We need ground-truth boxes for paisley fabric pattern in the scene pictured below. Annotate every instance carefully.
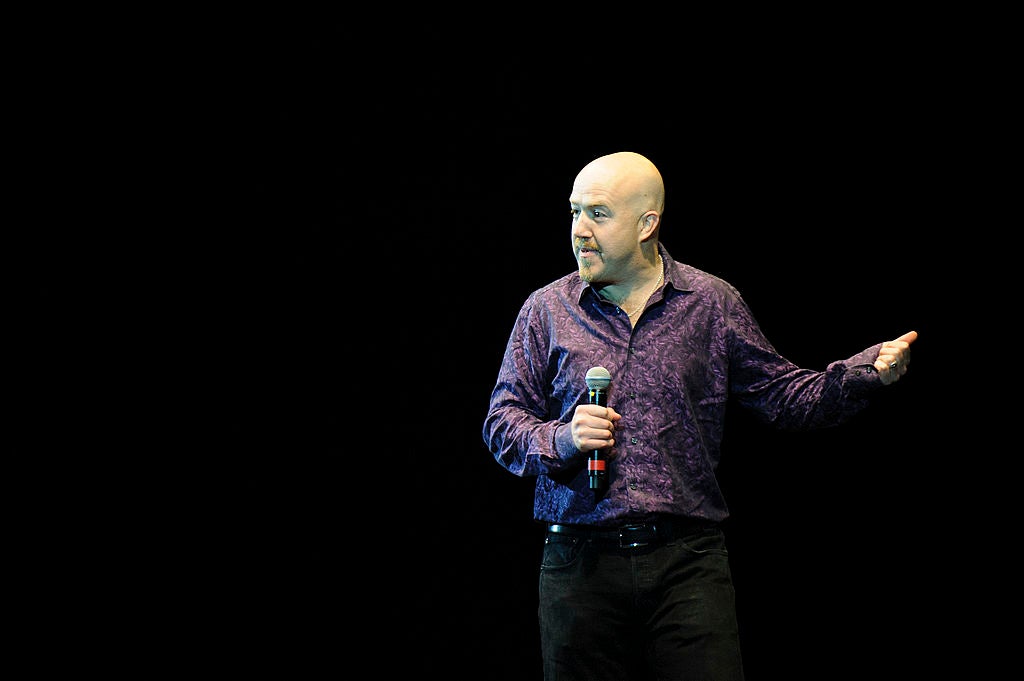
[482,245,884,527]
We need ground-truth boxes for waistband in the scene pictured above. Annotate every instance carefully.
[545,516,715,549]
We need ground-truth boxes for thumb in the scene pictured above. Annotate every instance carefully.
[894,330,918,345]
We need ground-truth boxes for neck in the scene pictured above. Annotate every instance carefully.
[603,254,664,318]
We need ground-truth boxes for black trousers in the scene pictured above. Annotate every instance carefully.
[539,525,744,681]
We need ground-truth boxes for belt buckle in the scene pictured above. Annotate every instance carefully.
[618,524,649,549]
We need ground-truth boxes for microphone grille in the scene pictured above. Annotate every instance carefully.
[585,366,612,389]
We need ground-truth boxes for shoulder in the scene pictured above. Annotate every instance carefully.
[663,253,742,301]
[525,271,584,307]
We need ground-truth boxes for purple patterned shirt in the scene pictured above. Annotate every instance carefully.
[482,245,885,527]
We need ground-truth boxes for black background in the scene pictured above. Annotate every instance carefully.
[197,26,983,679]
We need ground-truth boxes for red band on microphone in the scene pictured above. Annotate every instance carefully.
[588,459,606,471]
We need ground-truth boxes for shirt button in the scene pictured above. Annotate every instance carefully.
[631,437,638,444]
[629,481,638,490]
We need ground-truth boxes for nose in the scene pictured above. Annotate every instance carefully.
[572,215,593,239]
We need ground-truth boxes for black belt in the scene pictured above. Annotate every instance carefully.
[546,516,713,549]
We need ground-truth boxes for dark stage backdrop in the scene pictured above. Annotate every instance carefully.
[202,31,970,680]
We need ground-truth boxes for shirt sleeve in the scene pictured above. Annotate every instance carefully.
[727,292,885,430]
[482,294,584,478]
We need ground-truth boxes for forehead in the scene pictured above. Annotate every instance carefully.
[569,177,621,208]
[569,189,613,210]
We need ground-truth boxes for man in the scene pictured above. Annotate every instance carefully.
[482,151,916,680]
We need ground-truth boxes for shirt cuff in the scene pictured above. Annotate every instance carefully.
[540,422,582,472]
[840,343,885,393]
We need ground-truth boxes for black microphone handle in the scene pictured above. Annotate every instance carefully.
[588,386,608,489]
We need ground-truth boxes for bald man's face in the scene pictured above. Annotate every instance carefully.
[570,169,647,285]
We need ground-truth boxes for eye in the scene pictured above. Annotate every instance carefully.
[570,208,580,220]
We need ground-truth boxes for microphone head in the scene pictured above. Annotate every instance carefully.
[585,366,612,390]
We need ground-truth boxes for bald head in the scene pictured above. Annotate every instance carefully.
[570,152,667,288]
[573,152,665,218]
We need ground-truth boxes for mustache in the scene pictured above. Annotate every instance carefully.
[574,238,599,253]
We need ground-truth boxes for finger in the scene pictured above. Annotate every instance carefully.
[894,330,918,345]
[874,353,905,374]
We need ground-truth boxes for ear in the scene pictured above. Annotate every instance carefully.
[639,211,660,241]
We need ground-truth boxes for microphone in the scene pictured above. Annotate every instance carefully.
[585,366,612,490]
